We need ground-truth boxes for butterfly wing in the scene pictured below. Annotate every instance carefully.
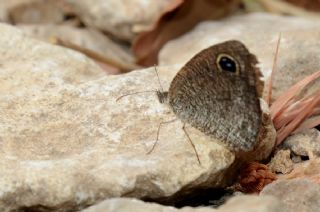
[168,40,263,151]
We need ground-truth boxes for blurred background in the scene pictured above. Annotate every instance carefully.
[1,0,319,74]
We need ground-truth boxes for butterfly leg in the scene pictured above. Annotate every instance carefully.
[153,64,169,104]
[147,119,177,155]
[182,124,201,165]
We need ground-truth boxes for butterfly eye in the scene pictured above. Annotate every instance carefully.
[216,54,239,74]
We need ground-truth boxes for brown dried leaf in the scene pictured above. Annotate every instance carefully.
[133,0,241,66]
[236,162,277,194]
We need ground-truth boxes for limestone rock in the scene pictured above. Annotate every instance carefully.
[269,150,294,174]
[82,195,286,212]
[0,23,105,85]
[218,195,286,212]
[0,54,233,210]
[64,0,176,41]
[261,179,320,212]
[282,129,320,158]
[159,13,320,100]
[0,22,267,211]
[81,198,216,212]
[18,24,136,74]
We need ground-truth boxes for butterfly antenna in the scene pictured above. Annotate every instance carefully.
[154,65,164,92]
[116,90,156,102]
[267,32,282,105]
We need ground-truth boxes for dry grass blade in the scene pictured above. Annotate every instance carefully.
[273,96,314,129]
[275,94,320,145]
[271,70,320,146]
[266,33,281,105]
[270,70,320,120]
[293,113,320,134]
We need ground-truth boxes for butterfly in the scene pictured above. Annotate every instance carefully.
[157,40,264,152]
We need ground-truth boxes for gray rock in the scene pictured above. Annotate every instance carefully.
[159,13,320,100]
[269,150,294,174]
[261,179,320,212]
[82,195,286,212]
[282,129,320,158]
[82,198,215,212]
[218,195,286,212]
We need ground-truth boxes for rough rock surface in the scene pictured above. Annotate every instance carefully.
[64,0,176,41]
[0,23,104,85]
[0,23,275,210]
[278,158,320,183]
[261,179,320,212]
[282,129,320,158]
[159,13,320,100]
[218,195,286,212]
[82,198,216,212]
[269,150,294,174]
[82,195,286,212]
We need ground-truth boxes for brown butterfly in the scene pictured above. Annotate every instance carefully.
[157,40,264,152]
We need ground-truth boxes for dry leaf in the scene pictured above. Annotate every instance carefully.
[133,0,241,66]
[236,162,277,193]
